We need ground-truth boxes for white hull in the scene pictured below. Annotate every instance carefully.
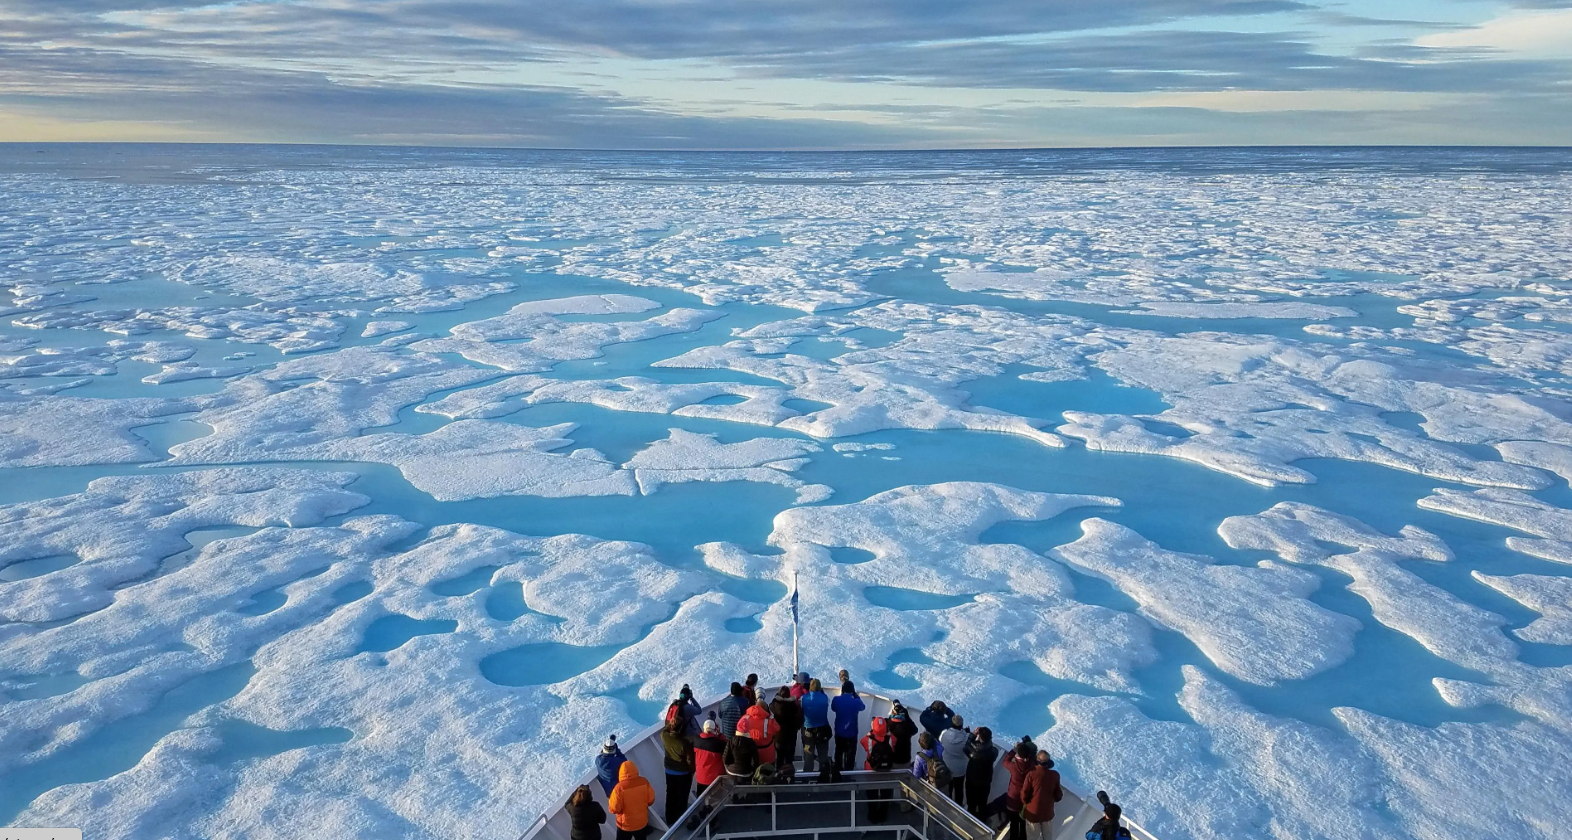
[522,686,1157,840]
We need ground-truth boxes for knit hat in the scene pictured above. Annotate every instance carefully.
[602,735,618,753]
[702,719,718,734]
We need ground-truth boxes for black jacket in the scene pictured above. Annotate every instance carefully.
[887,711,919,763]
[569,800,606,840]
[723,735,759,776]
[770,696,803,732]
[964,738,999,782]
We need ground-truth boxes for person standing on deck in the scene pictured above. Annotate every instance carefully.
[743,699,778,766]
[568,786,607,840]
[912,732,944,781]
[717,682,749,743]
[790,672,810,701]
[998,738,1037,840]
[693,720,726,796]
[938,716,970,804]
[887,701,919,767]
[607,761,656,840]
[1087,791,1133,840]
[860,717,896,823]
[963,726,1000,822]
[596,735,627,796]
[769,685,803,768]
[723,725,760,782]
[660,717,696,824]
[920,701,953,739]
[800,678,832,774]
[665,684,702,741]
[830,680,866,771]
[742,673,760,705]
[1021,750,1063,840]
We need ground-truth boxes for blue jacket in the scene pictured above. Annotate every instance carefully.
[912,743,944,779]
[831,692,866,739]
[919,705,951,737]
[717,695,750,739]
[801,690,831,729]
[594,748,625,795]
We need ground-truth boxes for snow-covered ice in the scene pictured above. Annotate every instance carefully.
[4,145,1572,840]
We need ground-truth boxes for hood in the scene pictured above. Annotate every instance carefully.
[743,705,767,721]
[871,717,888,738]
[618,761,642,782]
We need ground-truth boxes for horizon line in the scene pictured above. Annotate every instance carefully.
[3,140,1571,154]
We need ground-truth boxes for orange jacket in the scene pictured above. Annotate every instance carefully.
[608,761,655,831]
[743,704,779,764]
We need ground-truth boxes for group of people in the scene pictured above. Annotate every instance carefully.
[568,673,1133,840]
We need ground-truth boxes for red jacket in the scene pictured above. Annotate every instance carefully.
[1021,765,1063,823]
[1001,751,1036,811]
[694,732,727,786]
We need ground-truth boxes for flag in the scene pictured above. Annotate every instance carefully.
[790,574,799,624]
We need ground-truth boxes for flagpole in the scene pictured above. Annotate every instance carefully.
[791,571,800,680]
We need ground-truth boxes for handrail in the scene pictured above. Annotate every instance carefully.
[661,770,996,840]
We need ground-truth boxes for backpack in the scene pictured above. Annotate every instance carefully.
[665,701,687,729]
[926,754,953,788]
[867,737,895,771]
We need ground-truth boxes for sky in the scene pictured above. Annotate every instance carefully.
[1,0,1570,148]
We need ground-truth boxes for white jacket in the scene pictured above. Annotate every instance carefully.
[938,727,970,776]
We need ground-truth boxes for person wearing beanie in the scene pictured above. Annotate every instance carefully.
[800,678,832,774]
[790,671,810,701]
[769,685,803,768]
[963,726,1000,821]
[693,719,726,795]
[1022,750,1063,840]
[829,680,866,771]
[742,673,759,705]
[938,716,970,804]
[595,734,627,796]
[717,682,750,745]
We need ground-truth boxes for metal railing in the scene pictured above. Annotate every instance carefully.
[661,771,997,840]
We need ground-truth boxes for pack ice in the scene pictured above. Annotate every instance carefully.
[3,147,1572,840]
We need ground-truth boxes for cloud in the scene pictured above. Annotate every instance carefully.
[0,44,935,148]
[0,0,1569,146]
[1416,8,1572,58]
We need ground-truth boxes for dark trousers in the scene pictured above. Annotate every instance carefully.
[776,727,800,767]
[834,736,857,770]
[988,797,1022,837]
[616,828,651,840]
[947,775,966,804]
[965,779,991,819]
[866,786,891,823]
[664,772,692,824]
